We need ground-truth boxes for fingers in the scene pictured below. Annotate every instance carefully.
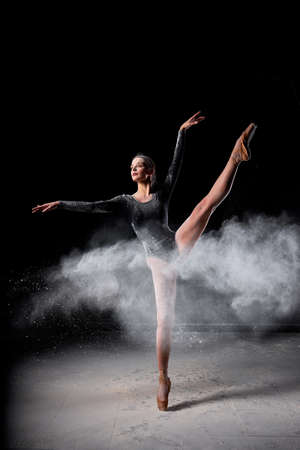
[32,203,52,213]
[186,116,206,128]
[189,111,202,120]
[192,115,205,123]
[32,205,42,213]
[180,111,206,130]
[42,204,56,213]
[188,112,206,125]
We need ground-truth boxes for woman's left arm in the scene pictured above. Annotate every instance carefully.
[163,112,205,198]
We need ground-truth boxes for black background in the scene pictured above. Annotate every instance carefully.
[8,64,300,281]
[8,62,300,269]
[2,13,300,446]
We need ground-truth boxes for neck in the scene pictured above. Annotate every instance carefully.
[136,181,151,197]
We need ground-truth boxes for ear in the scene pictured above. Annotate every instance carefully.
[146,168,154,180]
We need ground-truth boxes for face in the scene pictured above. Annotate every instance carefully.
[130,157,152,183]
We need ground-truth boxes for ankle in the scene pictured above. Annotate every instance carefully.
[159,369,168,378]
[230,154,241,166]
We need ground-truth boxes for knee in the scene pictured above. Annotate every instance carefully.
[198,195,214,211]
[193,196,215,218]
[157,313,175,330]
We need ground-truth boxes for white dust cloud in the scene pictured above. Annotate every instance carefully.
[27,212,300,335]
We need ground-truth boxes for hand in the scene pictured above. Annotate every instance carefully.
[32,201,60,213]
[180,111,206,131]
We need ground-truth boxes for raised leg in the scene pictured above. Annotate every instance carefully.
[175,123,256,253]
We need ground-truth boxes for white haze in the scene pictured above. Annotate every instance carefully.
[28,212,300,336]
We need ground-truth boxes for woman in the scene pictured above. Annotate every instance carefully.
[32,112,257,411]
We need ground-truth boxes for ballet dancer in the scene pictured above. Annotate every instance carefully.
[32,112,256,410]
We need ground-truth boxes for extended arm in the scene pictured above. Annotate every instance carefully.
[32,195,126,214]
[162,111,205,198]
[162,128,186,198]
[58,196,124,213]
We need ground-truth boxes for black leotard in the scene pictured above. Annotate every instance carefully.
[58,129,186,262]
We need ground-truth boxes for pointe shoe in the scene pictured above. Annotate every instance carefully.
[157,374,171,411]
[232,123,257,163]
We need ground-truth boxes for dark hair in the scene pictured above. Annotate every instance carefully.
[132,153,157,192]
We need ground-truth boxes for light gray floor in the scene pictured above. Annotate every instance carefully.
[7,331,300,449]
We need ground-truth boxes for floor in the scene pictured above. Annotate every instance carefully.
[6,330,300,449]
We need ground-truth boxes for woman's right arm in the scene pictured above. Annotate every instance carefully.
[32,195,126,214]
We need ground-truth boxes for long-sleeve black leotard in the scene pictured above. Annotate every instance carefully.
[58,129,186,261]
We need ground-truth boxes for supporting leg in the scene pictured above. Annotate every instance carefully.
[146,256,176,409]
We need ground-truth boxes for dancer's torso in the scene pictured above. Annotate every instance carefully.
[123,191,177,260]
[58,129,185,262]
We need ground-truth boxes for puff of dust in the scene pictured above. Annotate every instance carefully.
[179,212,300,325]
[28,212,300,336]
[28,239,157,337]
